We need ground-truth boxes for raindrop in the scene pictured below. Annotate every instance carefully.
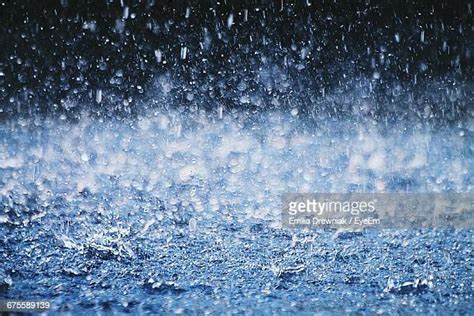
[227,13,234,29]
[96,89,102,103]
[180,47,188,60]
[123,6,129,19]
[154,49,162,63]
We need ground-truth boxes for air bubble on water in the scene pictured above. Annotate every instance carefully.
[81,153,89,162]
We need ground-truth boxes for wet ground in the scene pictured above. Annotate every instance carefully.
[1,200,472,314]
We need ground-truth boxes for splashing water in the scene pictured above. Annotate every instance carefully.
[0,104,472,313]
[1,109,471,223]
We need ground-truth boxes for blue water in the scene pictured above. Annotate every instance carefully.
[0,110,472,314]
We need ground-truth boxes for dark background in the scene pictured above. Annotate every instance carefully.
[0,0,472,120]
